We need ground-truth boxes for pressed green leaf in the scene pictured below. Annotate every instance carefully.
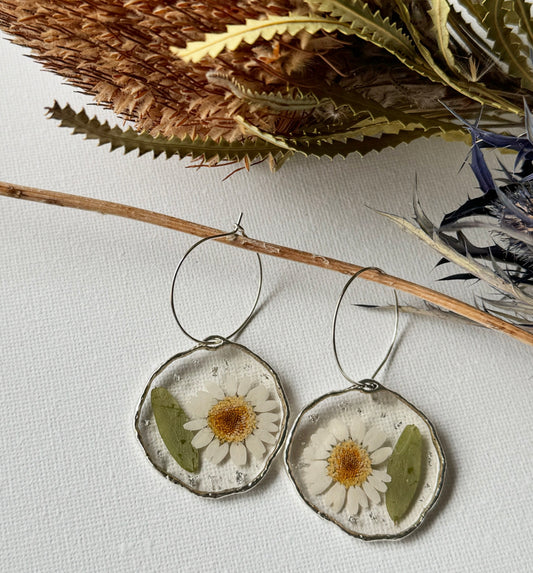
[46,101,288,164]
[171,14,360,63]
[386,424,422,523]
[482,0,533,90]
[428,0,456,71]
[151,387,199,473]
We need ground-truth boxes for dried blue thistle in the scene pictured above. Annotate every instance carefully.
[378,103,533,326]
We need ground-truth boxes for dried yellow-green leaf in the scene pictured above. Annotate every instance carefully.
[206,72,320,111]
[171,14,359,63]
[393,0,522,114]
[151,387,199,473]
[47,102,287,165]
[236,116,297,150]
[313,85,469,140]
[386,424,422,523]
[482,0,533,90]
[306,0,425,73]
[511,0,533,47]
[457,0,489,22]
[428,0,456,72]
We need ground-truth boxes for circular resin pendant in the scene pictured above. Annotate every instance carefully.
[136,338,289,497]
[285,383,445,540]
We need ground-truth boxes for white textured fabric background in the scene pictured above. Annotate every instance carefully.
[1,34,532,573]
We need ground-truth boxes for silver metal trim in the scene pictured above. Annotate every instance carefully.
[332,267,399,390]
[170,216,263,344]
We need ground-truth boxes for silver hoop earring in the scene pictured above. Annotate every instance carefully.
[136,217,289,497]
[285,268,445,540]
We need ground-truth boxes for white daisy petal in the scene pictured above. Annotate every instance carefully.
[195,390,214,403]
[183,419,208,431]
[210,441,229,464]
[303,444,330,462]
[225,378,239,396]
[371,469,392,483]
[245,434,266,458]
[257,420,278,433]
[253,428,276,444]
[257,412,279,423]
[245,384,269,405]
[367,474,388,493]
[352,485,368,509]
[370,447,393,465]
[307,474,332,496]
[362,481,381,505]
[230,442,247,466]
[324,482,346,513]
[349,418,365,444]
[189,392,216,417]
[311,428,336,448]
[346,486,361,515]
[312,446,332,460]
[237,379,253,396]
[204,381,225,400]
[254,400,278,412]
[363,427,387,452]
[205,438,222,460]
[191,427,214,449]
[329,419,349,442]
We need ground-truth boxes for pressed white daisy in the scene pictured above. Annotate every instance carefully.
[303,417,392,514]
[183,379,279,466]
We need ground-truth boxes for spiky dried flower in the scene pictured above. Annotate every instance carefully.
[1,1,533,166]
[380,103,533,327]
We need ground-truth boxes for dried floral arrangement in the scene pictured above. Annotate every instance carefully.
[1,1,533,337]
[1,0,533,168]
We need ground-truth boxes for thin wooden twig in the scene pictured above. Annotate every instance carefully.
[1,179,533,346]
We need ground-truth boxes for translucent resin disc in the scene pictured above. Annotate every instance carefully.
[285,385,445,540]
[136,339,289,497]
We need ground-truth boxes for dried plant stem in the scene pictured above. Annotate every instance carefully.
[1,179,532,346]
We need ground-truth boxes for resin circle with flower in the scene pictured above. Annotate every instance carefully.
[303,418,393,515]
[136,339,289,497]
[285,385,445,540]
[184,377,280,467]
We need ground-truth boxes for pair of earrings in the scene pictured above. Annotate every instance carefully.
[135,220,445,541]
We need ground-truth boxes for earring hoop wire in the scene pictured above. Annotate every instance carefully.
[332,267,399,391]
[170,215,263,344]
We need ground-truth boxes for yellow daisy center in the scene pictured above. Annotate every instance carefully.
[207,395,256,443]
[327,440,372,488]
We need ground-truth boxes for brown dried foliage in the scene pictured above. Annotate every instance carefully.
[0,0,481,143]
[0,0,321,140]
